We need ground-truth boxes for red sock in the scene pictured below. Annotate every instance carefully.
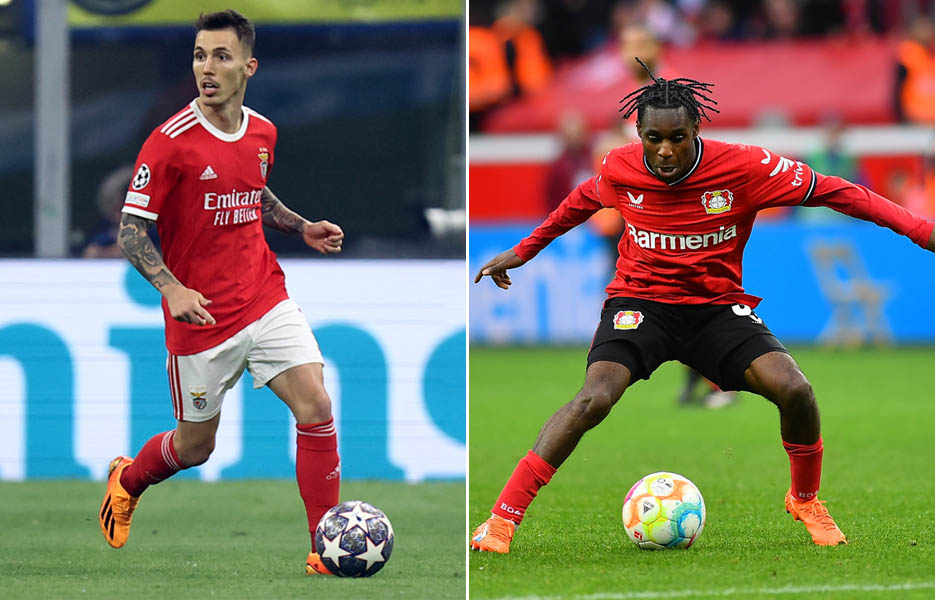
[296,418,340,552]
[490,450,557,525]
[119,431,184,497]
[783,436,823,500]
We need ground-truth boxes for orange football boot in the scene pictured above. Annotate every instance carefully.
[306,551,335,575]
[785,488,847,546]
[99,456,140,548]
[470,514,516,553]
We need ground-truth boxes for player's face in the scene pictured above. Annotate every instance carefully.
[193,29,257,108]
[636,106,699,184]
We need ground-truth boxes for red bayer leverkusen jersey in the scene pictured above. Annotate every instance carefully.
[515,137,933,307]
[122,100,288,355]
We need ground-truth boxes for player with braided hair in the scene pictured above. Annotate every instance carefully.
[618,57,719,125]
[470,58,935,553]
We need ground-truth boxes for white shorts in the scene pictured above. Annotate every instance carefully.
[166,299,323,422]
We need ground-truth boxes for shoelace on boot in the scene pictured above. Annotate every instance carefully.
[797,499,837,530]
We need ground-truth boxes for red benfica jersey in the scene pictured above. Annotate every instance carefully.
[515,138,933,306]
[122,100,288,354]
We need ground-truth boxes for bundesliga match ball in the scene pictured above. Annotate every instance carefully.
[315,500,395,577]
[622,472,705,550]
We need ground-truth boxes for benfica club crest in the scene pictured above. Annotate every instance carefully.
[258,147,269,179]
[701,189,733,215]
[613,310,644,330]
[189,386,208,410]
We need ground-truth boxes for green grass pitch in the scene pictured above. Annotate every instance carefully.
[469,346,935,600]
[0,480,464,599]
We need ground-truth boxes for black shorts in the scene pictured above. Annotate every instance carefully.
[586,297,788,392]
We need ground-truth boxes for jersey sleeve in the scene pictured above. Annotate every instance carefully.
[805,172,934,248]
[744,145,817,210]
[513,175,603,261]
[265,123,277,182]
[122,131,180,221]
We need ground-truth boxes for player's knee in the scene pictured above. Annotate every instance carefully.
[571,387,617,428]
[775,376,815,414]
[176,436,215,467]
[293,384,332,424]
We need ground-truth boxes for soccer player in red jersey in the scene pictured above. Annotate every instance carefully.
[97,10,344,575]
[470,60,935,551]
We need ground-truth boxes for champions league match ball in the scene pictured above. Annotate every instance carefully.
[622,472,705,549]
[315,500,395,577]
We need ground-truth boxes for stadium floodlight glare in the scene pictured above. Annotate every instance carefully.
[0,0,12,7]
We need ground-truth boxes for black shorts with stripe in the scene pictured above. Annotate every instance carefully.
[586,297,788,392]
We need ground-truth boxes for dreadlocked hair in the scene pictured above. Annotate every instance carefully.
[619,57,720,124]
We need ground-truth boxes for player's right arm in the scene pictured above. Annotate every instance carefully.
[473,248,525,289]
[120,123,216,326]
[117,214,216,326]
[475,174,605,288]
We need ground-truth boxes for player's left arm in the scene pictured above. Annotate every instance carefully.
[749,147,935,252]
[806,173,935,252]
[260,186,343,254]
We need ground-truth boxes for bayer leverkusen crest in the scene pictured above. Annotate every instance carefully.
[701,189,733,215]
[613,310,644,330]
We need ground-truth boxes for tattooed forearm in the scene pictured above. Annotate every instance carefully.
[117,213,182,293]
[261,187,307,236]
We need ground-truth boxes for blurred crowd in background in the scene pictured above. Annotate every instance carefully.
[468,0,935,369]
[470,0,935,127]
[0,3,464,259]
[472,0,934,55]
[469,0,935,224]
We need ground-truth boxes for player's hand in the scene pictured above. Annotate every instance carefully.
[474,248,526,289]
[303,220,344,254]
[164,286,216,326]
[927,228,935,252]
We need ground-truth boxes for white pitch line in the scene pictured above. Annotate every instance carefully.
[479,581,935,600]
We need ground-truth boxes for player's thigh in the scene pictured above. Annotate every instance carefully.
[586,297,679,385]
[168,329,250,423]
[267,363,331,422]
[246,299,327,405]
[680,303,789,392]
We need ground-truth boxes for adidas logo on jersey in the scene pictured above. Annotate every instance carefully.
[199,165,218,180]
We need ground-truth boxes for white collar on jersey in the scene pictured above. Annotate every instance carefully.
[189,99,249,142]
[642,137,704,186]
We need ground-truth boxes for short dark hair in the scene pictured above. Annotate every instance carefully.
[195,10,255,55]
